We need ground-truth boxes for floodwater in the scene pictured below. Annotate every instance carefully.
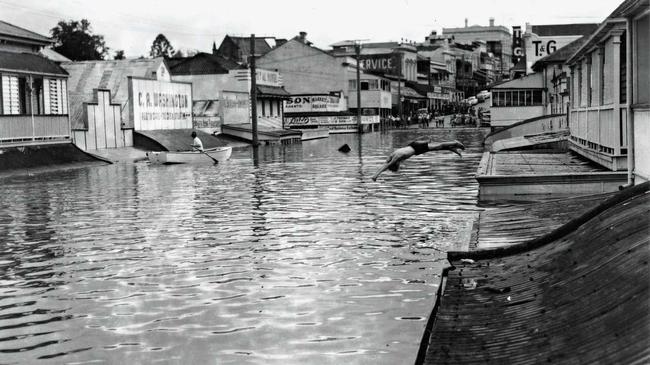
[0,128,487,365]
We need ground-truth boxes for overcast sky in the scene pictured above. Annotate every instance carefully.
[2,0,618,58]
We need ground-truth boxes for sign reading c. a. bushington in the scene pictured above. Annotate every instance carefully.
[130,78,192,130]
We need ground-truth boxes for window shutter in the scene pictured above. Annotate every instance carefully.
[2,75,20,114]
[61,80,67,114]
[44,77,51,113]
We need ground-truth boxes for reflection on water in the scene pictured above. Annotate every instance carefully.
[0,129,487,364]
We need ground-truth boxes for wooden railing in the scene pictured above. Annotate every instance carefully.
[0,115,70,144]
[569,106,626,155]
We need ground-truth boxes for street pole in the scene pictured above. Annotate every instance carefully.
[397,52,402,122]
[355,43,362,133]
[250,34,259,146]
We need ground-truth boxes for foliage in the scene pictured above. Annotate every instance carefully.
[150,34,175,58]
[114,50,125,60]
[51,19,108,61]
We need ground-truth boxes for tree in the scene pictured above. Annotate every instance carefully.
[114,50,125,60]
[150,34,174,58]
[51,19,108,61]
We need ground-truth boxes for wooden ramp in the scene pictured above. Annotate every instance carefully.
[418,182,650,365]
[221,123,302,144]
[477,151,628,200]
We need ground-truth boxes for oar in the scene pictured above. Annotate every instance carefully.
[191,146,219,165]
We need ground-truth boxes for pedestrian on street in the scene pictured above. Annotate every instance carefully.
[371,138,465,181]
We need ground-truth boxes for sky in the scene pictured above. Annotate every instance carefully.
[1,0,619,59]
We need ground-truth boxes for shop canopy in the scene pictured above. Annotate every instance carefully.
[399,86,427,99]
[256,85,291,99]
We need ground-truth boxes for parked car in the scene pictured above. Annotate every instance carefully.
[477,90,491,101]
[466,96,478,105]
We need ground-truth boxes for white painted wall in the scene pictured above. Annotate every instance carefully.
[491,106,545,128]
[634,110,650,183]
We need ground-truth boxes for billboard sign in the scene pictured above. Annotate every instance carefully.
[220,91,250,125]
[285,115,379,128]
[358,53,401,75]
[512,26,523,66]
[283,95,343,113]
[130,77,192,130]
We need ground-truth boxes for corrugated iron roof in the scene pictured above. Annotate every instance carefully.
[421,182,650,365]
[0,20,52,44]
[61,58,165,129]
[0,50,68,75]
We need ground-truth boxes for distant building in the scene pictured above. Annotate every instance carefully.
[442,18,512,79]
[169,52,290,131]
[566,0,649,182]
[257,34,385,131]
[330,40,423,116]
[0,20,71,148]
[531,36,589,114]
[490,72,545,128]
[216,35,274,65]
[523,22,598,74]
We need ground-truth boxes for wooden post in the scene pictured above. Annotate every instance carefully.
[356,43,362,133]
[250,34,259,146]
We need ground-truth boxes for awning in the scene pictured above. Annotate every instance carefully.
[256,85,291,99]
[400,86,427,99]
[0,50,68,76]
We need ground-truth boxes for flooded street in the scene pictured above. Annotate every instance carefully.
[0,129,487,364]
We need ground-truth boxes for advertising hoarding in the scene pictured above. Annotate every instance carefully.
[284,95,343,113]
[130,77,192,130]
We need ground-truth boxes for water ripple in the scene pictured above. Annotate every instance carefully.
[0,129,487,364]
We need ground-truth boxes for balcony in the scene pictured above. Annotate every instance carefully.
[0,115,71,145]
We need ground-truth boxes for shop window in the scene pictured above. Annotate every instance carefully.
[360,81,369,90]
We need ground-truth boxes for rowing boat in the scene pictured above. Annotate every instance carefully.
[146,146,232,164]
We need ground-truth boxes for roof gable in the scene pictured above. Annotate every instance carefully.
[221,35,272,56]
[168,52,244,75]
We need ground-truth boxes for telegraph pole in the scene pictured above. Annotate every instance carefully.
[355,42,362,133]
[397,52,403,121]
[250,34,259,146]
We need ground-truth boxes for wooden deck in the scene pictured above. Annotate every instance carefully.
[418,182,650,365]
[476,151,628,200]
